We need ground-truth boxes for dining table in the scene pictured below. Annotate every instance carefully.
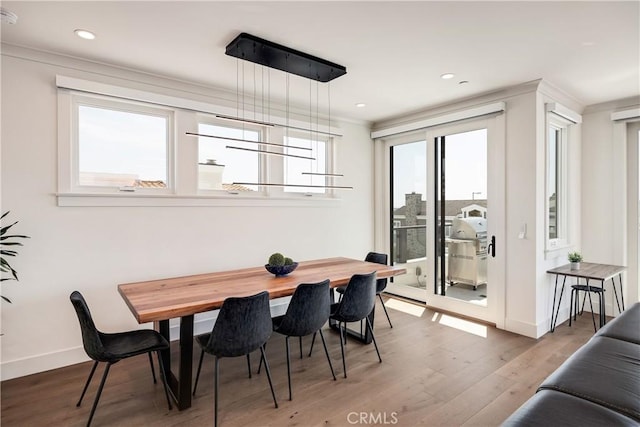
[118,256,406,410]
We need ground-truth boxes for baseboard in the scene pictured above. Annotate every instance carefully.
[1,299,291,381]
[1,346,89,381]
[504,317,540,338]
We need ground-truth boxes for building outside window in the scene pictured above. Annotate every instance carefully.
[284,135,328,194]
[197,122,261,192]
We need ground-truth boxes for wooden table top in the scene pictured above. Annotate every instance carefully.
[546,262,626,281]
[118,257,407,324]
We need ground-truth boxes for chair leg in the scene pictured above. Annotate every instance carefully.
[378,294,393,328]
[318,329,336,381]
[259,345,278,409]
[587,290,597,332]
[193,350,205,396]
[148,352,157,384]
[569,288,574,327]
[86,362,112,427]
[156,351,172,410]
[257,341,268,374]
[214,356,220,427]
[286,336,292,401]
[246,354,252,379]
[308,332,317,357]
[339,322,347,378]
[77,360,99,407]
[299,336,303,359]
[365,317,382,363]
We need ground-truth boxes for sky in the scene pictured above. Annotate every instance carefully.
[393,128,487,208]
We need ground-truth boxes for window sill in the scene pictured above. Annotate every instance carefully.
[56,192,342,207]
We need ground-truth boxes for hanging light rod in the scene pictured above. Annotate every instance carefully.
[226,146,315,160]
[232,182,353,190]
[301,172,344,177]
[186,132,311,151]
[226,33,347,83]
[214,114,343,138]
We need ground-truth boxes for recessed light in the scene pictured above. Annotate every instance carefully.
[441,73,455,80]
[0,7,18,24]
[74,29,96,40]
[355,103,366,108]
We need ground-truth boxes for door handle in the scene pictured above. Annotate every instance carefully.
[487,235,496,258]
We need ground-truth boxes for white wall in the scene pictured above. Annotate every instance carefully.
[582,97,640,311]
[0,47,375,380]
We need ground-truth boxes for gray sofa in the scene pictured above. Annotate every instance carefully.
[503,302,640,426]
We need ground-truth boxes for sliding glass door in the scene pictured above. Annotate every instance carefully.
[387,138,428,301]
[383,116,505,325]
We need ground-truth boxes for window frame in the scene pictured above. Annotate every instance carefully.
[70,92,175,195]
[545,112,571,251]
[195,115,267,197]
[283,131,333,196]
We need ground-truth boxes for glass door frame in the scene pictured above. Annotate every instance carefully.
[383,131,430,302]
[380,115,506,326]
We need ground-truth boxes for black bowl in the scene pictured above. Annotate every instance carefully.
[265,262,298,277]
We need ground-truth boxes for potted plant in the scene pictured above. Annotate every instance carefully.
[568,251,583,270]
[265,252,298,277]
[1,211,30,303]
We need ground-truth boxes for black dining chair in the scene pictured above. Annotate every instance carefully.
[70,291,172,427]
[260,279,336,400]
[330,271,382,378]
[192,291,278,427]
[335,252,393,328]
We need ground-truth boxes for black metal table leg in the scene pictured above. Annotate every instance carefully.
[550,275,566,332]
[158,315,194,410]
[598,279,606,327]
[328,288,374,344]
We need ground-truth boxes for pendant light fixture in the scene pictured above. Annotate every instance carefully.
[191,32,350,190]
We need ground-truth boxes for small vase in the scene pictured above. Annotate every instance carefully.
[570,262,580,270]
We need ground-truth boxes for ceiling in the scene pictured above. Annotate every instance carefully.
[1,1,638,123]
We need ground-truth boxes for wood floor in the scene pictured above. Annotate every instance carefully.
[1,298,596,427]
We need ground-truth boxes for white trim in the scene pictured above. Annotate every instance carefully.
[56,192,342,207]
[370,102,505,139]
[545,102,582,124]
[56,75,341,136]
[611,107,640,121]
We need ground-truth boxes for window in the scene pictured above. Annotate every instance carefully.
[284,135,328,194]
[57,76,342,206]
[197,122,261,192]
[74,95,172,191]
[546,113,570,249]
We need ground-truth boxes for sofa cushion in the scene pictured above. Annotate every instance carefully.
[538,336,640,421]
[502,389,639,426]
[595,302,640,344]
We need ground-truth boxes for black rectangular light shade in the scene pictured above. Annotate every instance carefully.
[225,33,347,83]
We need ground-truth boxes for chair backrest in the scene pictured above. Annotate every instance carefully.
[70,291,106,361]
[365,252,389,294]
[205,291,272,358]
[334,271,377,322]
[276,280,331,337]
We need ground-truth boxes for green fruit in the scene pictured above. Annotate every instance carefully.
[284,257,294,265]
[268,252,285,266]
